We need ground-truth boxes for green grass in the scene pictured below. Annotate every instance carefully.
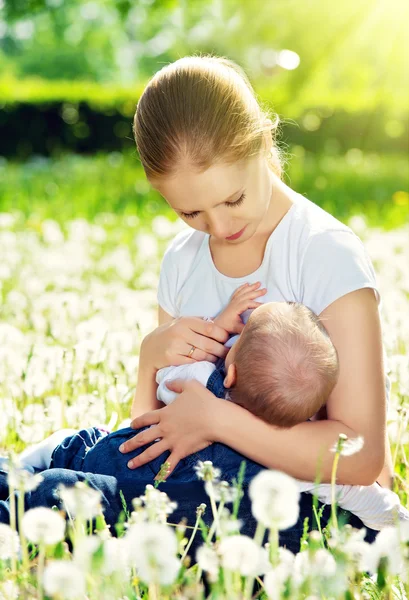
[0,149,408,228]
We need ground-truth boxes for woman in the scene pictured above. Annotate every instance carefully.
[120,53,393,492]
[0,54,392,553]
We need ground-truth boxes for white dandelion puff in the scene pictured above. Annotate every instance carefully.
[196,545,220,581]
[58,481,102,520]
[5,463,44,493]
[43,560,86,599]
[22,507,66,545]
[0,523,20,560]
[194,460,221,482]
[293,548,337,585]
[125,522,180,585]
[330,433,364,456]
[218,535,264,576]
[249,470,300,530]
[204,480,238,504]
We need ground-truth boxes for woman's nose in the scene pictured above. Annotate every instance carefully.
[206,215,229,239]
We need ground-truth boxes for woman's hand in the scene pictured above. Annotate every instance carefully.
[142,316,230,370]
[119,379,221,478]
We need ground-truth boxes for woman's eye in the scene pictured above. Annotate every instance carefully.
[226,193,246,208]
[180,193,246,219]
[181,211,200,219]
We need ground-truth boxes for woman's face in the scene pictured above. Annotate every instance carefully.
[148,152,275,244]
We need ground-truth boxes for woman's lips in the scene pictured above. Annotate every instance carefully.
[225,225,247,240]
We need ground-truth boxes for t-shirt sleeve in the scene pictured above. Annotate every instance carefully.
[299,229,380,316]
[157,247,178,318]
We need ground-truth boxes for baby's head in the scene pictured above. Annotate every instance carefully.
[223,302,339,428]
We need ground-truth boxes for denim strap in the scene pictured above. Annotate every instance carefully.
[206,368,227,399]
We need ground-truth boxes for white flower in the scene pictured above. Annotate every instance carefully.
[58,481,102,520]
[263,546,295,587]
[103,537,130,576]
[264,567,288,600]
[365,526,407,576]
[0,580,19,600]
[204,480,238,504]
[194,460,221,482]
[219,507,242,535]
[218,535,263,576]
[125,522,180,585]
[0,523,20,559]
[330,434,364,456]
[22,508,66,545]
[293,548,337,585]
[249,470,300,530]
[131,485,178,523]
[5,466,44,493]
[196,545,220,581]
[73,535,101,571]
[43,560,86,599]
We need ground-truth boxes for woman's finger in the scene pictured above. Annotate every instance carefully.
[188,317,229,344]
[127,439,169,470]
[128,410,160,432]
[154,450,182,480]
[188,330,229,359]
[183,340,228,363]
[120,425,162,454]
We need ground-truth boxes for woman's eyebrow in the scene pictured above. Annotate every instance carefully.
[174,188,244,212]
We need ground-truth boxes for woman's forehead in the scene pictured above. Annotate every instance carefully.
[150,156,257,210]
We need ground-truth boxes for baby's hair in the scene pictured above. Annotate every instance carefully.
[133,53,284,181]
[229,302,339,428]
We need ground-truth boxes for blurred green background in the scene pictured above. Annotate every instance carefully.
[0,0,408,227]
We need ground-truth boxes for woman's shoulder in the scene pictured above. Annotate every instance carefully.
[290,192,353,239]
[289,195,379,315]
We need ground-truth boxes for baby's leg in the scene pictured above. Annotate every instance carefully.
[80,426,168,480]
[306,481,409,530]
[17,429,79,470]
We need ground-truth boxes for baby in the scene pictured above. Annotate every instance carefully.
[157,282,338,429]
[8,283,409,531]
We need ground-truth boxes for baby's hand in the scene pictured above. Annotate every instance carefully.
[214,282,267,334]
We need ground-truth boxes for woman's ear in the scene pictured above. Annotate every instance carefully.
[223,363,237,388]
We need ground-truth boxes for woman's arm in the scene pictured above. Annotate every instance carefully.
[130,306,173,420]
[212,288,386,486]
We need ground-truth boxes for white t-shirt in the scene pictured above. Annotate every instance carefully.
[157,191,391,406]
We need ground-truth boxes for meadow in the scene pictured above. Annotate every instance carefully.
[0,148,408,598]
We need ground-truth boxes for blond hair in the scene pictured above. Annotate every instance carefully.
[229,303,339,428]
[133,53,283,180]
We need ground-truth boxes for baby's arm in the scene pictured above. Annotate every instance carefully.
[214,282,267,333]
[156,362,216,404]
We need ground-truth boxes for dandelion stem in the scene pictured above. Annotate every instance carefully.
[206,481,221,539]
[181,506,205,562]
[37,543,45,600]
[268,526,279,565]
[312,504,326,549]
[330,435,345,531]
[206,499,225,545]
[8,467,18,579]
[18,485,30,575]
[243,521,266,600]
[392,407,404,470]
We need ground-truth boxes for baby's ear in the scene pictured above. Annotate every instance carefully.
[223,363,237,388]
